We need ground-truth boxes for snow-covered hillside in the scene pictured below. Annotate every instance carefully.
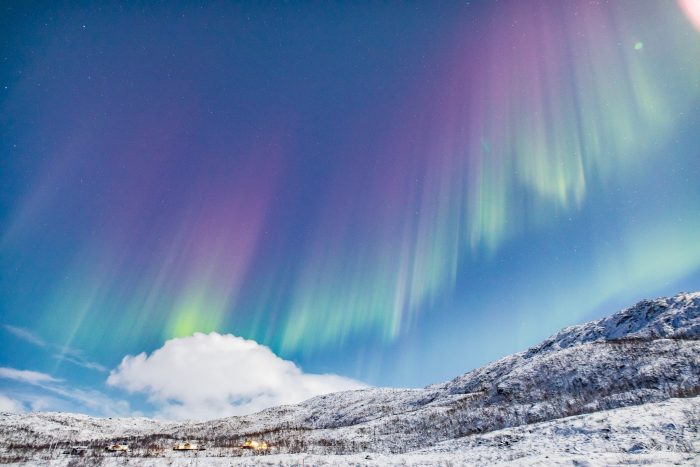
[3,397,699,466]
[1,292,698,465]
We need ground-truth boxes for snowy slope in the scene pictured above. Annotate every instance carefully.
[526,291,700,351]
[3,396,699,466]
[1,292,698,465]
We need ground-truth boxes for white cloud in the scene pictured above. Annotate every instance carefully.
[3,325,47,347]
[3,324,107,373]
[28,397,52,412]
[0,366,130,417]
[0,394,25,413]
[56,354,108,373]
[0,367,61,384]
[107,332,367,420]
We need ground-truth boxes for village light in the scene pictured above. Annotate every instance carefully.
[173,441,202,451]
[241,439,269,451]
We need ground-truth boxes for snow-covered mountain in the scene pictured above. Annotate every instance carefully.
[1,292,698,465]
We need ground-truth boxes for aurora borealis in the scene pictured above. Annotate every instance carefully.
[1,1,700,414]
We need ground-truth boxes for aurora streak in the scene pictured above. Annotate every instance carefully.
[1,0,700,392]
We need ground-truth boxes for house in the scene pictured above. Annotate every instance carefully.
[64,446,88,456]
[106,443,129,452]
[173,441,201,451]
[241,439,268,450]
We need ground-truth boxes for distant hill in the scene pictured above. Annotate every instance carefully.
[1,292,698,465]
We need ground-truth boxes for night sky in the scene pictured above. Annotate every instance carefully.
[2,1,700,417]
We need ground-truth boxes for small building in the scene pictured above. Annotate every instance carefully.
[65,446,88,456]
[106,443,129,452]
[241,439,268,451]
[173,441,201,451]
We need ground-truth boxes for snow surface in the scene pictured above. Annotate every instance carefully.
[3,397,698,466]
[1,292,698,465]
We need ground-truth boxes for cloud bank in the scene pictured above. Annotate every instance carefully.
[107,332,367,420]
[0,367,61,384]
[0,394,25,413]
[3,324,108,373]
[0,366,130,416]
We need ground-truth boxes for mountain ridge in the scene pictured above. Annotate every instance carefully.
[1,291,699,464]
